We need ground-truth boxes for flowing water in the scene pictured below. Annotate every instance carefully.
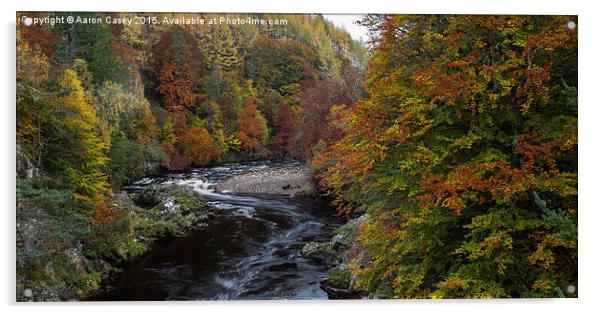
[91,160,342,301]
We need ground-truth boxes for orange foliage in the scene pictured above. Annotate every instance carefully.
[152,27,203,114]
[181,127,217,165]
[236,101,268,154]
[271,103,298,155]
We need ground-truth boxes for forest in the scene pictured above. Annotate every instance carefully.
[16,13,577,300]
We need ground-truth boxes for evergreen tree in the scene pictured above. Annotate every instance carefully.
[209,25,243,73]
[53,13,123,84]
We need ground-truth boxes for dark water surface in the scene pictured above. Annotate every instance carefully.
[90,161,342,301]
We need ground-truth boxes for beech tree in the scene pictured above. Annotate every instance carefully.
[271,103,298,155]
[236,100,269,155]
[181,127,217,165]
[313,15,577,298]
[152,27,204,115]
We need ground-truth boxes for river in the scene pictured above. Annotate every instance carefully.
[90,160,342,301]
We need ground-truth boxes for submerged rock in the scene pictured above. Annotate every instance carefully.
[301,215,368,299]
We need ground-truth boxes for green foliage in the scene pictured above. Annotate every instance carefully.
[209,25,243,73]
[16,179,90,265]
[73,272,101,296]
[107,136,144,188]
[53,13,124,84]
[327,267,352,289]
[208,65,222,101]
[85,207,140,262]
[16,178,95,301]
[534,191,577,242]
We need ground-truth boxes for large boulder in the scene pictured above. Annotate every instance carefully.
[319,266,362,299]
[131,185,213,238]
[301,241,338,265]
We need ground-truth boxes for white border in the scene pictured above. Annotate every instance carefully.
[2,1,599,314]
[11,0,580,15]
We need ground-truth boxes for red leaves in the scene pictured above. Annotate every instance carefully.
[156,62,197,113]
[89,202,117,227]
[416,131,575,215]
[514,133,565,171]
[168,155,193,171]
[298,79,359,160]
[152,27,203,114]
[17,12,58,56]
[236,101,268,154]
[417,175,464,215]
[416,160,537,215]
[271,103,298,155]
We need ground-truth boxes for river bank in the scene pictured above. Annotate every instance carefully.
[17,160,357,301]
[16,180,215,301]
[86,160,346,300]
[214,166,316,197]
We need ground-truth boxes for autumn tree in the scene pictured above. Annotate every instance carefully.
[271,103,298,156]
[195,100,228,159]
[299,71,361,160]
[314,15,578,298]
[236,100,269,155]
[150,27,208,168]
[181,127,217,165]
[250,36,314,92]
[16,31,50,170]
[209,25,243,73]
[151,27,204,116]
[47,69,109,203]
[95,79,161,186]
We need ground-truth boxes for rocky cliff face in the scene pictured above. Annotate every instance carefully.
[16,144,37,179]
